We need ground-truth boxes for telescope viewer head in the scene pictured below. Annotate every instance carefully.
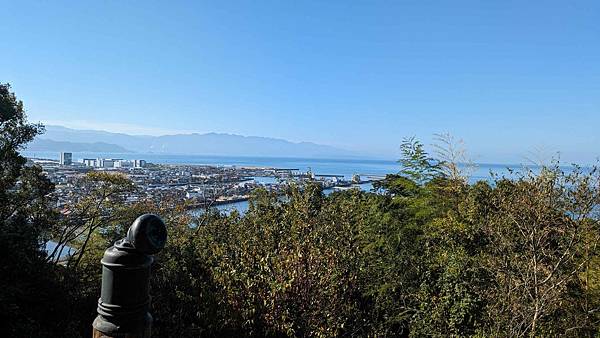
[127,214,167,255]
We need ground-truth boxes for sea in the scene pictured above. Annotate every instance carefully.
[22,151,524,180]
[23,151,536,216]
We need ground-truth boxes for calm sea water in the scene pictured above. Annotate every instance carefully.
[23,151,522,180]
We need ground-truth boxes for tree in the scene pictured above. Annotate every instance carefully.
[432,132,476,183]
[0,83,74,336]
[478,165,600,336]
[398,136,441,184]
[48,171,136,267]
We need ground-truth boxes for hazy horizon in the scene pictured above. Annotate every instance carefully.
[25,124,597,165]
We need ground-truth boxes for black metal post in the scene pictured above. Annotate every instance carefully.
[92,214,167,338]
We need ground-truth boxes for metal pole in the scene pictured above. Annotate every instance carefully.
[92,214,167,338]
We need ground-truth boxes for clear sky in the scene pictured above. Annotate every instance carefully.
[2,1,599,163]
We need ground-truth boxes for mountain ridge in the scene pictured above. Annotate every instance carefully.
[27,138,133,153]
[37,125,360,158]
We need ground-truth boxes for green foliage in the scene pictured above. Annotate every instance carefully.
[475,166,600,336]
[0,83,75,336]
[398,136,442,184]
[186,184,367,337]
[62,137,600,337]
[64,171,136,267]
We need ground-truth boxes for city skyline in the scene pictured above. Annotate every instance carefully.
[2,1,600,163]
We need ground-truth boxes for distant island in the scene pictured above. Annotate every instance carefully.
[32,125,360,158]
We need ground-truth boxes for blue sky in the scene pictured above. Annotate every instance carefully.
[2,1,599,163]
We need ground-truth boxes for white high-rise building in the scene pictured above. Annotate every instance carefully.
[83,158,96,167]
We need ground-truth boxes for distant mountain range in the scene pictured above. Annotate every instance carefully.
[27,138,133,153]
[29,125,359,158]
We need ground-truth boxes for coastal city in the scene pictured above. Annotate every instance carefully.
[29,152,376,212]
